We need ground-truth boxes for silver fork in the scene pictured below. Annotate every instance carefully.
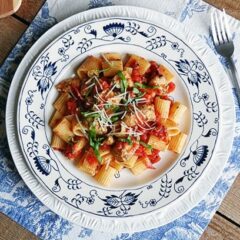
[211,9,240,104]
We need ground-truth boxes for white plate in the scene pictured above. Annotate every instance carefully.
[6,6,235,232]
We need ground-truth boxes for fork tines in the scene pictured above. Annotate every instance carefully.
[211,9,232,46]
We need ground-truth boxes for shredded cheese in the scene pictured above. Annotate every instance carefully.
[121,111,127,120]
[101,53,114,67]
[106,83,117,97]
[69,89,77,100]
[83,82,95,91]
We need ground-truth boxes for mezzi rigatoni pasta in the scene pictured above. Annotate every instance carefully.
[49,53,188,186]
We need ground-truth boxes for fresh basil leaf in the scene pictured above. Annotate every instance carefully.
[111,116,119,123]
[133,87,140,94]
[139,141,152,150]
[134,82,147,89]
[81,111,91,116]
[135,92,146,99]
[134,82,159,89]
[123,79,128,91]
[133,88,146,100]
[82,112,100,118]
[117,71,128,93]
[89,126,96,146]
[88,126,104,163]
[150,85,160,89]
[94,148,102,163]
[112,106,120,112]
[98,137,105,142]
[90,113,100,118]
[119,136,132,145]
[127,136,132,145]
[93,142,102,163]
[104,104,111,109]
[121,98,128,104]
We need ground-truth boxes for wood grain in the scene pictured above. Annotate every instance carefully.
[0,213,37,240]
[0,0,22,18]
[15,0,45,22]
[0,16,27,64]
[204,0,240,19]
[0,0,239,240]
[219,174,240,225]
[200,214,240,239]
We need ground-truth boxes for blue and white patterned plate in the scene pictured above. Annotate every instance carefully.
[9,6,235,232]
[17,16,218,215]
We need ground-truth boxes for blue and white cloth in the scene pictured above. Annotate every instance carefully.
[0,0,240,239]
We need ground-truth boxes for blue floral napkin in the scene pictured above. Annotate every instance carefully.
[0,1,240,239]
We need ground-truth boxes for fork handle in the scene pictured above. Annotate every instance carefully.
[228,57,240,105]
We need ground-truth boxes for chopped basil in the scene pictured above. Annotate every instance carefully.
[117,71,128,93]
[139,141,152,150]
[134,82,159,89]
[93,148,102,162]
[134,92,146,99]
[127,136,133,145]
[88,126,104,163]
[121,98,128,104]
[104,104,111,109]
[119,136,132,145]
[133,87,140,94]
[111,116,119,123]
[89,126,96,147]
[112,106,120,112]
[82,112,100,118]
[134,82,148,89]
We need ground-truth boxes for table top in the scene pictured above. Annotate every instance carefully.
[0,0,240,239]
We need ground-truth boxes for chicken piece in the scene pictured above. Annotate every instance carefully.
[112,75,121,89]
[114,141,139,162]
[106,91,122,105]
[111,123,128,138]
[123,70,134,88]
[149,75,166,87]
[103,136,115,145]
[139,104,156,122]
[113,71,134,88]
[126,76,134,88]
[123,113,137,127]
[93,119,108,135]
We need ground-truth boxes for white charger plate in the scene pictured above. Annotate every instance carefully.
[17,16,219,216]
[6,6,235,232]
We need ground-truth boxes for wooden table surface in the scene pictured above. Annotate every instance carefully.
[0,0,240,239]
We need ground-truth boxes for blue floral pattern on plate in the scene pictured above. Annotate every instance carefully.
[0,0,240,239]
[17,17,219,217]
[179,0,209,22]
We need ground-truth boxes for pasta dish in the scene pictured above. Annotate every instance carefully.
[49,53,187,186]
